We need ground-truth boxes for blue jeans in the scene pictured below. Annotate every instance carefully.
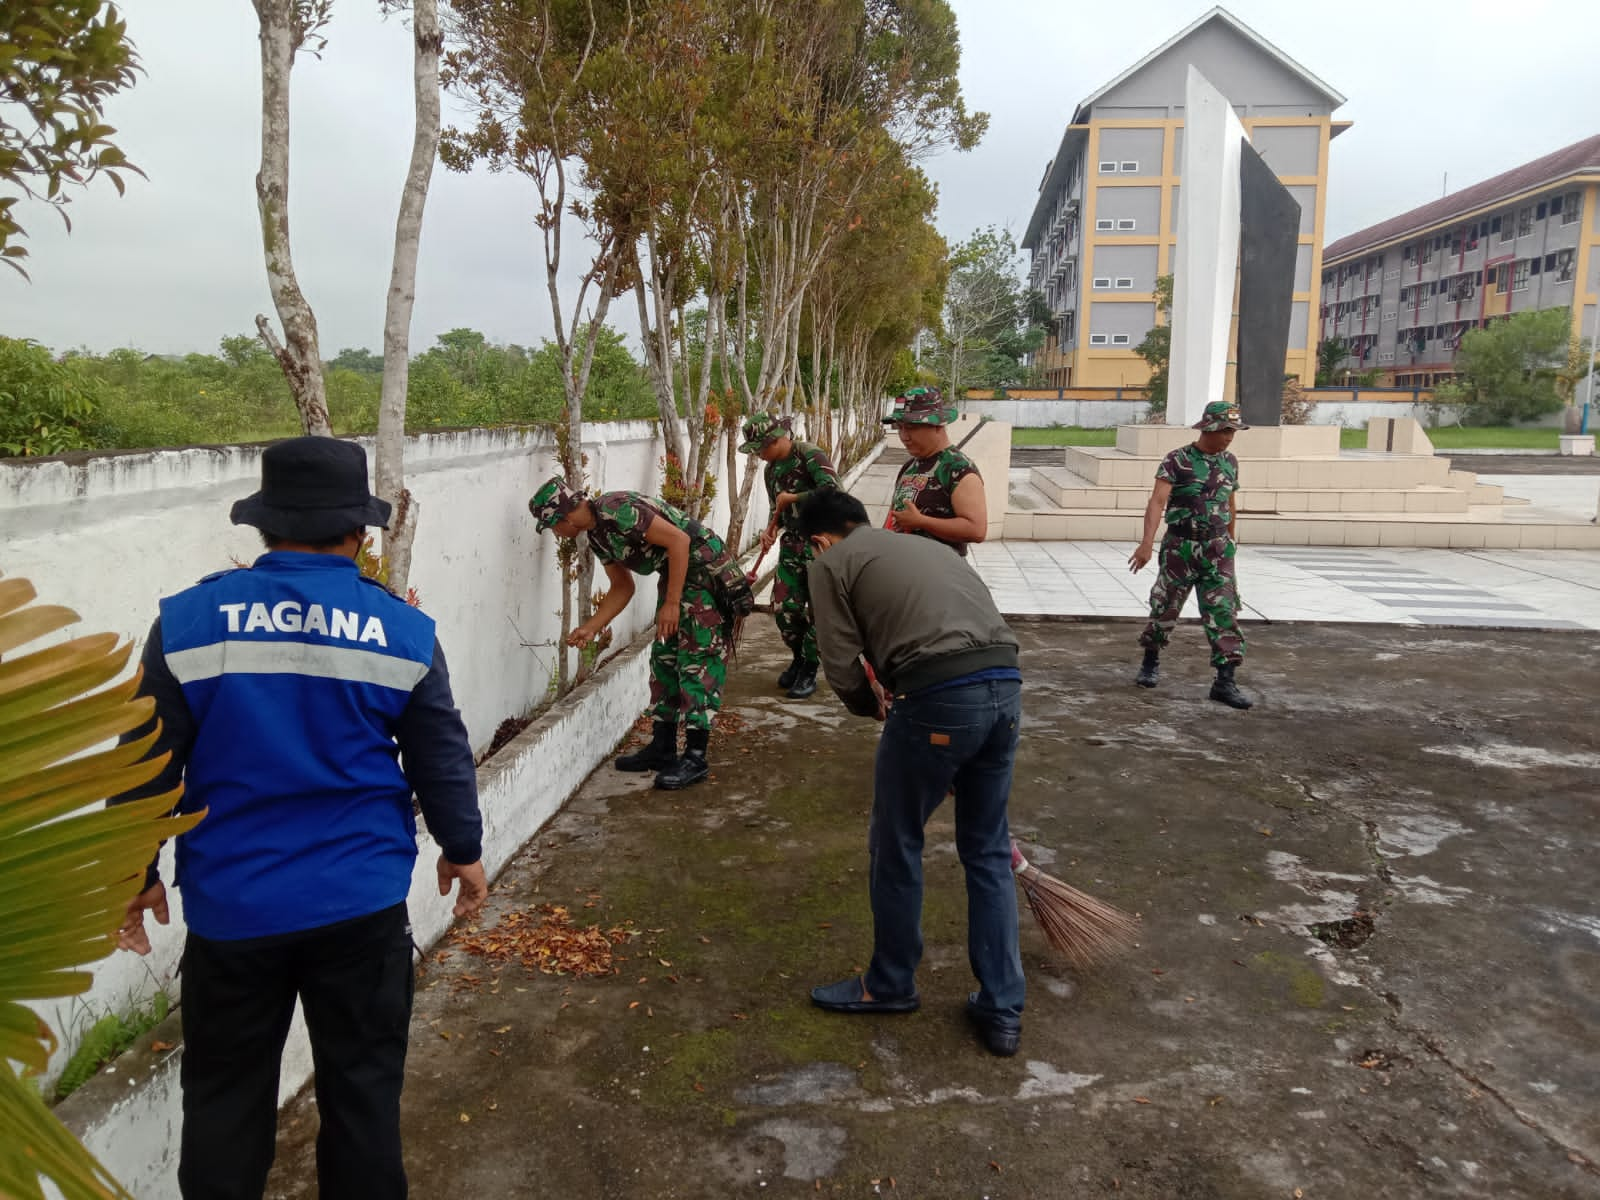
[865,678,1025,1018]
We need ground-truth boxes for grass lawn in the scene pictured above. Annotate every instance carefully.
[1013,425,1567,452]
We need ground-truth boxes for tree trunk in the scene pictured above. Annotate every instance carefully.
[375,0,442,596]
[252,0,331,437]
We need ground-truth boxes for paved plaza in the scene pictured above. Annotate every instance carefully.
[979,469,1600,631]
[264,620,1599,1200]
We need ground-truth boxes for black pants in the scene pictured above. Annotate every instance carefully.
[178,903,415,1200]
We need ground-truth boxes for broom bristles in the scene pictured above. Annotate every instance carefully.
[1012,848,1139,971]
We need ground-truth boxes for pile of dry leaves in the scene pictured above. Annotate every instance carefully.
[447,904,631,979]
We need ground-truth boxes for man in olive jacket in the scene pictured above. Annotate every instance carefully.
[798,490,1025,1057]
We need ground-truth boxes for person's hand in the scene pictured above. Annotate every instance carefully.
[656,601,680,643]
[566,621,598,649]
[117,883,169,956]
[1128,543,1154,573]
[891,502,923,531]
[437,856,488,920]
[774,491,798,514]
[870,675,890,722]
[759,526,778,553]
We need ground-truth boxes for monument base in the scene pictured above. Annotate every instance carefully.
[1005,418,1600,550]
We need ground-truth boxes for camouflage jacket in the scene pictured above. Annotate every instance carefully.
[765,441,839,540]
[889,447,981,556]
[587,492,748,611]
[1157,445,1239,537]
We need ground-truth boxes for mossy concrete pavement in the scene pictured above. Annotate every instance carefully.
[266,621,1599,1199]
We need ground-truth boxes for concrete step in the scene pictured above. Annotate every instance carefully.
[1062,446,1454,490]
[1029,466,1473,514]
[1000,506,1600,549]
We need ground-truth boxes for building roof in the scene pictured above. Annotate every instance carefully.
[1024,7,1343,252]
[1069,6,1346,126]
[1324,133,1600,264]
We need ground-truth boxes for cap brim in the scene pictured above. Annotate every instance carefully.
[231,493,391,538]
[738,440,764,453]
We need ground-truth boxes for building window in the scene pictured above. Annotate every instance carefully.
[1517,206,1533,237]
[1111,334,1131,345]
[1116,218,1136,230]
[1092,277,1112,289]
[1536,201,1548,220]
[1383,311,1396,321]
[1561,191,1580,224]
[1421,241,1434,264]
[1061,312,1075,341]
[1511,261,1530,291]
[1497,215,1511,242]
[1098,161,1118,173]
[1095,218,1115,230]
[1119,161,1138,173]
[1089,333,1109,345]
[1554,249,1575,283]
[1114,277,1134,289]
[1530,256,1542,276]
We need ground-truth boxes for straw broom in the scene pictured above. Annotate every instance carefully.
[1011,841,1139,971]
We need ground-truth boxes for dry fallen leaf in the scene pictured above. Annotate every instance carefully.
[628,1001,641,1010]
[989,1161,1002,1173]
[1133,1097,1151,1105]
[150,1040,176,1053]
[493,1026,511,1034]
[458,1113,470,1124]
[1294,1190,1304,1199]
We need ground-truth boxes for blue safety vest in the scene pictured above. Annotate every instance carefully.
[158,552,438,940]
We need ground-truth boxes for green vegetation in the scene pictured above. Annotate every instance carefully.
[1434,308,1590,425]
[54,993,171,1102]
[1133,274,1173,419]
[0,326,658,456]
[1011,426,1119,446]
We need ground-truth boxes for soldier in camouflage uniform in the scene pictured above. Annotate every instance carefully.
[740,412,839,699]
[529,476,753,788]
[883,388,988,556]
[1127,400,1253,709]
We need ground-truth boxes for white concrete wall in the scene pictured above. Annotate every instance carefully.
[40,429,887,1200]
[0,421,780,1100]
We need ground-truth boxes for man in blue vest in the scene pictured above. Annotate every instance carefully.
[113,436,487,1200]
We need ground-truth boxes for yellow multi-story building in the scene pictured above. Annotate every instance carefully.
[1022,7,1346,390]
[1320,134,1600,389]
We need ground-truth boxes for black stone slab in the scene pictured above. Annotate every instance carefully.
[1237,141,1300,429]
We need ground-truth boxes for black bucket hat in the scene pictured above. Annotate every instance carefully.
[230,437,392,541]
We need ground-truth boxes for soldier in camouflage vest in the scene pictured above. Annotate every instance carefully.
[1127,401,1253,709]
[883,388,988,556]
[740,412,839,699]
[530,477,752,788]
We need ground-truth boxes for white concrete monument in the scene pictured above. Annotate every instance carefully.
[1169,66,1247,429]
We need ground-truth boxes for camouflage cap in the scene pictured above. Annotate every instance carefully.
[528,475,583,532]
[1192,400,1250,433]
[738,412,792,454]
[882,387,957,426]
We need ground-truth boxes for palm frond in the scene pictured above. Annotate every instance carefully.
[0,574,205,1199]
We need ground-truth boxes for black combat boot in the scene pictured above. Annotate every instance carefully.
[616,720,678,772]
[777,649,804,690]
[1135,648,1160,689]
[655,727,710,790]
[1209,664,1253,710]
[786,660,819,700]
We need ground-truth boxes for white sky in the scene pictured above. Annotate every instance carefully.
[1,0,1594,356]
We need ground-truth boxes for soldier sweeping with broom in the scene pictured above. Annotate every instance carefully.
[529,477,753,790]
[739,412,839,700]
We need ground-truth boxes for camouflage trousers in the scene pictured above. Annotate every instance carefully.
[772,537,818,666]
[650,576,731,731]
[1138,534,1245,668]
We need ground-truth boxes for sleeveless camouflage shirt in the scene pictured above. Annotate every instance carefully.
[889,447,981,556]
